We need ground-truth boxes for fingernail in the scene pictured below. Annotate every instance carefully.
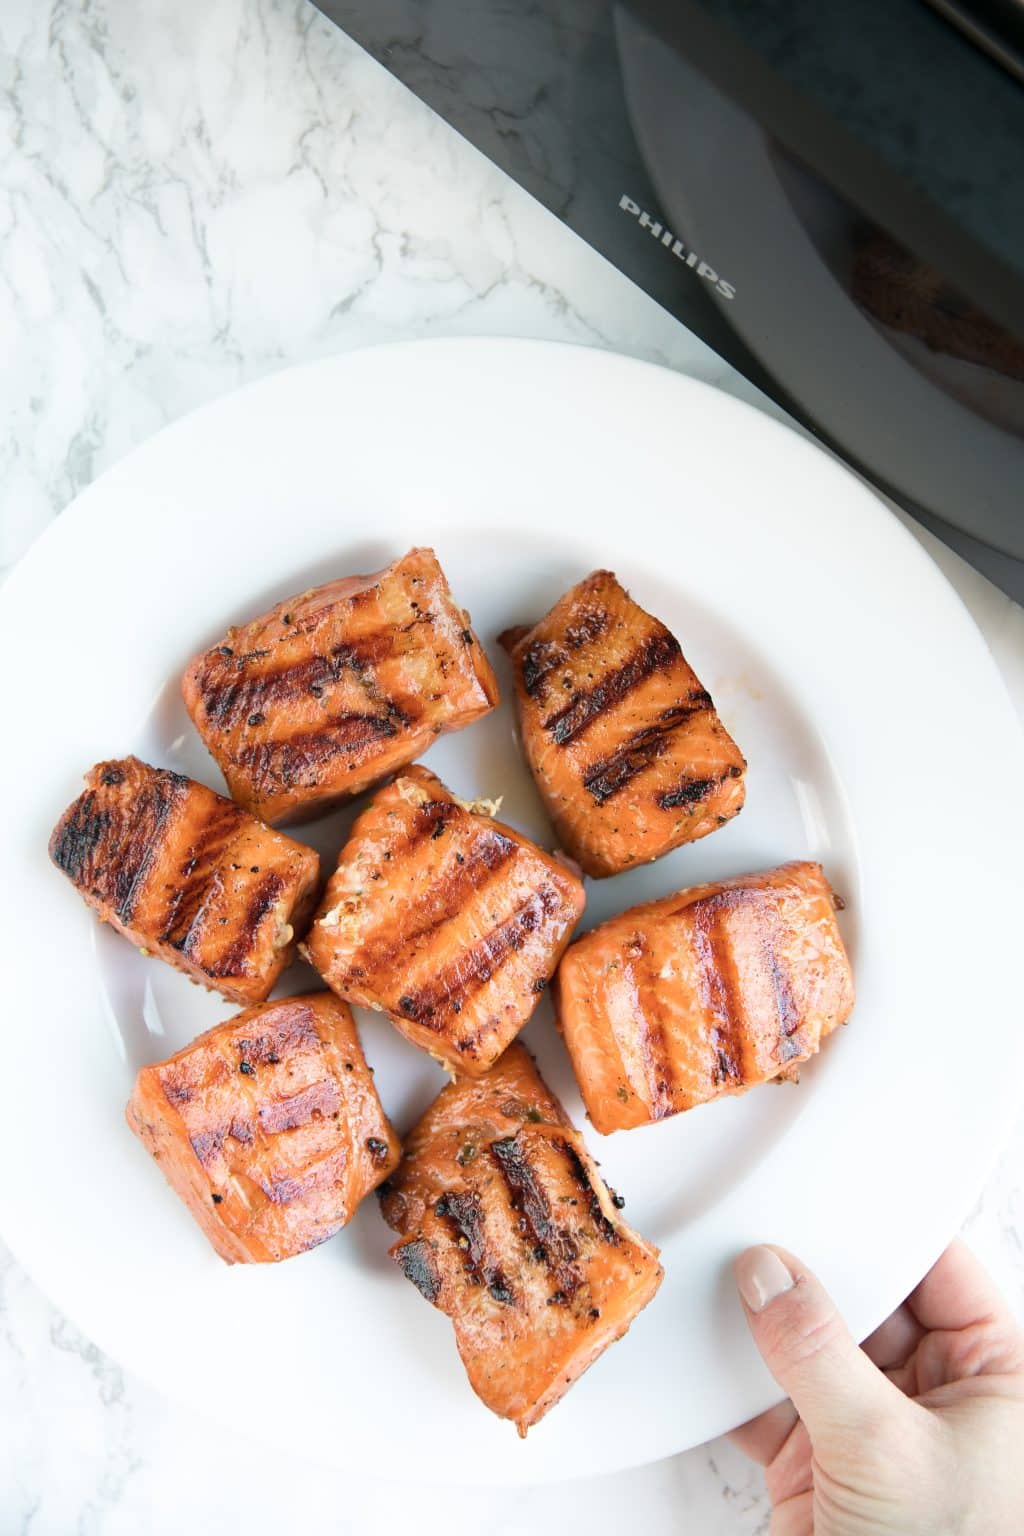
[736,1246,796,1312]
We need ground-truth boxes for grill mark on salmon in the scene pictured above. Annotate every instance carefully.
[396,884,562,1030]
[625,943,677,1120]
[762,909,804,1063]
[515,610,610,702]
[396,1238,442,1302]
[234,711,407,790]
[160,798,248,951]
[691,892,746,1086]
[237,1011,321,1065]
[556,1138,620,1244]
[351,828,517,978]
[49,791,110,884]
[520,638,567,699]
[657,763,742,813]
[207,871,285,977]
[197,635,396,728]
[582,693,714,805]
[257,1078,341,1134]
[109,774,184,922]
[189,1127,226,1166]
[542,631,681,746]
[564,609,609,651]
[490,1134,582,1299]
[259,1169,321,1206]
[435,1190,515,1303]
[358,792,464,870]
[637,1015,677,1120]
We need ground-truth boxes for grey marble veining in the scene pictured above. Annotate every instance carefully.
[1,3,1022,1532]
[0,0,771,580]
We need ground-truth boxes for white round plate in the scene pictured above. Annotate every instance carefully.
[1,339,1021,1486]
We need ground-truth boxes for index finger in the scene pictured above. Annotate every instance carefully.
[906,1239,1014,1334]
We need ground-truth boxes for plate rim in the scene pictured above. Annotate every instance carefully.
[2,335,1022,1484]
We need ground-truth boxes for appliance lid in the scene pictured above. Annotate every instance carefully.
[617,7,1024,561]
[623,0,1024,337]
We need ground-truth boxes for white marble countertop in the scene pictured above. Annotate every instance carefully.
[2,3,1022,1532]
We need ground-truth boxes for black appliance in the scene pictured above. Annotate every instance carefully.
[314,0,1024,600]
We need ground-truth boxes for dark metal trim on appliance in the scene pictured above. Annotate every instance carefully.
[624,0,1024,338]
[923,0,1024,85]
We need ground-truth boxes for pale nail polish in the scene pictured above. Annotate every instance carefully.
[736,1246,796,1312]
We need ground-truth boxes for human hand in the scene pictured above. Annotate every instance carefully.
[729,1240,1024,1535]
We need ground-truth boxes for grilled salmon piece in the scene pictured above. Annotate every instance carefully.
[127,992,400,1263]
[302,766,585,1076]
[501,570,745,877]
[379,1044,662,1435]
[553,861,854,1133]
[181,547,499,825]
[49,757,320,1005]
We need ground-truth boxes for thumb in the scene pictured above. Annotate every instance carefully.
[735,1244,910,1449]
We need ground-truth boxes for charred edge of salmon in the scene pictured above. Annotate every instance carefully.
[49,790,110,882]
[394,885,564,1034]
[195,634,395,729]
[233,709,411,791]
[50,767,186,923]
[581,692,714,805]
[159,797,250,951]
[394,1238,442,1302]
[347,822,518,980]
[656,762,744,814]
[490,1135,582,1301]
[541,630,681,746]
[435,1190,515,1304]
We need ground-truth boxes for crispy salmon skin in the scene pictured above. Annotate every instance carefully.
[127,992,400,1263]
[501,570,745,877]
[49,756,320,1005]
[302,766,585,1076]
[379,1045,662,1434]
[554,861,854,1132]
[181,547,499,825]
